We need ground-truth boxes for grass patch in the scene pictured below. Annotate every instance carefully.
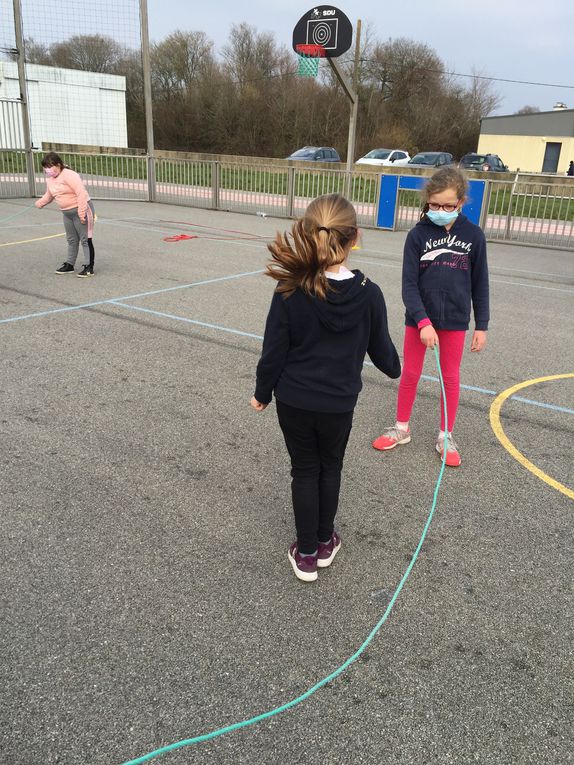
[487,184,574,221]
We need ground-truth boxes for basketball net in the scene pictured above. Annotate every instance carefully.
[295,44,326,78]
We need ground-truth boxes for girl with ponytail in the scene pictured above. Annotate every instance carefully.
[251,194,400,582]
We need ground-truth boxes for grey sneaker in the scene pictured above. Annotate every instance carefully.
[436,432,462,467]
[372,426,411,451]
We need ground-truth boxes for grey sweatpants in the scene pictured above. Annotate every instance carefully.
[62,201,95,266]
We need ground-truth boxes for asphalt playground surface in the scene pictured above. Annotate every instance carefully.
[0,198,573,765]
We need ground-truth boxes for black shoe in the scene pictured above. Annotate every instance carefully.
[55,263,75,274]
[77,265,94,278]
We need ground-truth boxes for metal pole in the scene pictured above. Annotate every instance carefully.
[327,58,356,105]
[139,0,155,202]
[479,179,491,231]
[286,165,295,218]
[504,173,518,240]
[346,19,361,176]
[211,160,220,209]
[12,0,35,197]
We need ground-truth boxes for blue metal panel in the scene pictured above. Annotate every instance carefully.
[376,175,399,228]
[398,176,425,191]
[462,180,485,225]
[376,175,486,228]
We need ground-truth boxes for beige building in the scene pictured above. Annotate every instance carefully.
[478,108,574,174]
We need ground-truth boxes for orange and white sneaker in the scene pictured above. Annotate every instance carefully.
[436,432,462,467]
[372,426,411,451]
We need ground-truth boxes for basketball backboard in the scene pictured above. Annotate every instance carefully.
[292,6,353,59]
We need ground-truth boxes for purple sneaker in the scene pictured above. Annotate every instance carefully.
[288,543,318,582]
[317,532,341,568]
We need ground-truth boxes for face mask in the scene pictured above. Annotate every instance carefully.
[44,167,59,178]
[426,209,459,227]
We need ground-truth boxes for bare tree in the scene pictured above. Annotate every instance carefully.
[151,31,215,96]
[364,38,444,103]
[15,22,504,159]
[221,23,281,87]
[516,105,540,114]
[20,38,51,64]
[48,35,123,73]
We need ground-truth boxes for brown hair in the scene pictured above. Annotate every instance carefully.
[265,193,357,299]
[41,152,66,170]
[420,166,468,218]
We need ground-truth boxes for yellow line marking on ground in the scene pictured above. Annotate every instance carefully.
[489,373,574,501]
[0,232,65,248]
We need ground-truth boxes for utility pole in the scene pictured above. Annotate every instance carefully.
[12,0,35,197]
[327,19,361,194]
[346,19,361,174]
[139,0,155,201]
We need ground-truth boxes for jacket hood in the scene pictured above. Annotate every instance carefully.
[307,270,370,333]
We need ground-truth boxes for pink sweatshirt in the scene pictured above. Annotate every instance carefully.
[36,168,91,219]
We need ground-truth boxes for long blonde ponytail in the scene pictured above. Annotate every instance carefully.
[265,194,357,299]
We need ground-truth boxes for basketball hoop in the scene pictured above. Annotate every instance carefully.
[296,43,326,78]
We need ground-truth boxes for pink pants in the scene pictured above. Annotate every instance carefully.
[397,326,466,432]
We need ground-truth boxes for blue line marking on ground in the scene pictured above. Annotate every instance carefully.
[1,268,571,417]
[108,304,574,417]
[0,269,265,325]
[510,396,574,415]
[111,302,265,340]
[489,278,573,295]
[419,373,497,395]
[352,257,574,295]
[362,363,572,415]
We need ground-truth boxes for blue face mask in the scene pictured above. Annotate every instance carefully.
[426,209,459,227]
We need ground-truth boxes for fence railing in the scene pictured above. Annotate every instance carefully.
[0,149,28,198]
[0,149,572,249]
[0,100,25,151]
[153,158,381,226]
[482,177,574,249]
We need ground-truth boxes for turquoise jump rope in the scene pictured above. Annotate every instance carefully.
[120,346,449,764]
[0,204,36,226]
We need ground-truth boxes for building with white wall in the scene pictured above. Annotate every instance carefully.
[478,108,574,174]
[0,61,127,149]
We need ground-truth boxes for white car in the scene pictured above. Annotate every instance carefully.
[355,148,411,167]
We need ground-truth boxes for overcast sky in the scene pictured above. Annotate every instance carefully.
[147,0,574,117]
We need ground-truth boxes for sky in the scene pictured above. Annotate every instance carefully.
[147,0,574,117]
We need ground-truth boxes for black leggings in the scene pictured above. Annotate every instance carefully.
[276,400,354,555]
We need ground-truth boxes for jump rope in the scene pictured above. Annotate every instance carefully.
[0,205,261,242]
[119,350,449,764]
[0,203,36,226]
[0,203,449,763]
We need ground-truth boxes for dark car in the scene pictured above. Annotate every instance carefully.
[459,153,508,172]
[407,152,454,168]
[287,146,341,162]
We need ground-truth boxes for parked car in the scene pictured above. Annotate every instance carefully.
[355,148,411,167]
[407,152,454,168]
[287,146,341,162]
[459,153,508,172]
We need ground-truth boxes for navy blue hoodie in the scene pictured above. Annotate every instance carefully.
[403,214,489,331]
[254,270,401,412]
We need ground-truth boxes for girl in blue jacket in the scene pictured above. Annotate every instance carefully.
[252,194,400,582]
[372,167,489,467]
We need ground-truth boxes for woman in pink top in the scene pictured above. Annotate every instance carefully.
[35,152,96,277]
